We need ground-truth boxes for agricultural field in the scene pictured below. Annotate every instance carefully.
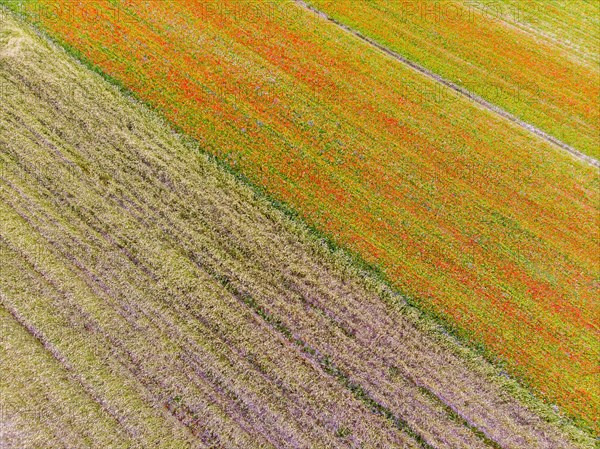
[4,0,598,430]
[2,12,596,448]
[305,0,600,159]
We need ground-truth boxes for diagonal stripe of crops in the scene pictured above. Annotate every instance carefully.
[2,0,599,430]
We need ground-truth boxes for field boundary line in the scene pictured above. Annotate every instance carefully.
[294,0,600,169]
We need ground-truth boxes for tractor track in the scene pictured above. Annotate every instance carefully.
[294,0,599,169]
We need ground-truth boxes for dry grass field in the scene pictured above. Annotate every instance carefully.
[0,11,596,448]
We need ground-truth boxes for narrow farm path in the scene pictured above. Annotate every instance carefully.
[294,0,600,168]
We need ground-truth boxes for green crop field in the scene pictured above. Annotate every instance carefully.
[1,10,596,449]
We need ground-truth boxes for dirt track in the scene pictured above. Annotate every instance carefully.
[294,0,599,169]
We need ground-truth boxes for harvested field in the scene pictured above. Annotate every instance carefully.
[5,0,598,427]
[305,0,600,159]
[0,12,595,448]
